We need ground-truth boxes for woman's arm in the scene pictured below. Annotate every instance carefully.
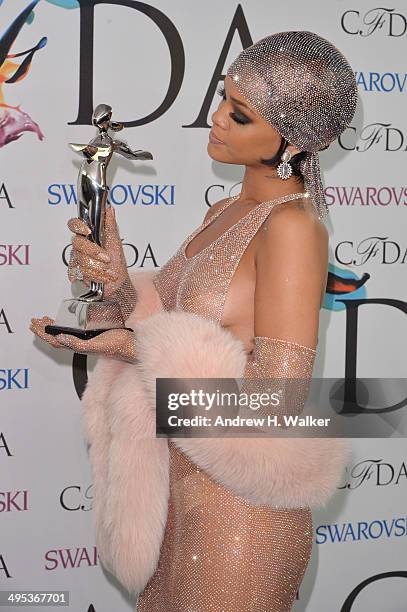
[254,203,328,344]
[240,204,329,418]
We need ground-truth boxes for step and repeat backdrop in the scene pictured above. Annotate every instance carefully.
[1,0,406,611]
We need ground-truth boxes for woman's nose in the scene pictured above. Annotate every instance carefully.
[211,106,228,130]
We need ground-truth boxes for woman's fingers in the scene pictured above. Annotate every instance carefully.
[29,317,67,349]
[66,207,125,288]
[72,234,110,263]
[68,212,117,263]
[73,249,118,283]
[67,208,117,242]
[67,248,81,283]
[68,207,122,268]
[104,206,124,255]
[67,217,91,236]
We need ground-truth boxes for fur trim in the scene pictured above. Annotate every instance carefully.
[135,309,352,509]
[81,269,168,595]
[81,268,352,595]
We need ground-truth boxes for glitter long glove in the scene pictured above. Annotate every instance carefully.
[239,337,316,422]
[67,205,137,323]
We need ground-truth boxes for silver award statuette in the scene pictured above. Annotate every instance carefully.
[45,103,153,340]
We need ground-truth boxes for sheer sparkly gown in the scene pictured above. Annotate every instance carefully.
[136,193,314,612]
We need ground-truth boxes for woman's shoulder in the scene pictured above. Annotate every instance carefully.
[255,197,329,273]
[260,197,328,250]
[254,197,329,310]
[202,196,231,223]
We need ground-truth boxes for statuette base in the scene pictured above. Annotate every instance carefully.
[44,296,133,339]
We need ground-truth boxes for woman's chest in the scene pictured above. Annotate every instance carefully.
[154,232,261,354]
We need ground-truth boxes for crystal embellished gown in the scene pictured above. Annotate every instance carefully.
[136,193,314,612]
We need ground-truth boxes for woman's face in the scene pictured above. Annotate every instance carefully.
[208,74,300,166]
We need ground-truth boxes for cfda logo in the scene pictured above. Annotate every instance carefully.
[341,8,407,37]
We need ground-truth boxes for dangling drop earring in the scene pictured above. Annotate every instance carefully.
[277,149,293,180]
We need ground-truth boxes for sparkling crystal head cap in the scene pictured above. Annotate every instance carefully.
[226,30,358,220]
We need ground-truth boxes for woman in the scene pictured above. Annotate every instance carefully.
[31,31,357,611]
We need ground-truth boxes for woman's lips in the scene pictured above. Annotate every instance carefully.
[209,130,225,145]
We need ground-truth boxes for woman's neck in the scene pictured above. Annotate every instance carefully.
[238,165,306,205]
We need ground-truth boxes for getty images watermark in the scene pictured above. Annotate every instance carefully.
[155,377,407,438]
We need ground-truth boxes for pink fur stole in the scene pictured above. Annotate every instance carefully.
[81,268,351,595]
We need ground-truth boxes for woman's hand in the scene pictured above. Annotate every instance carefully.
[29,316,68,349]
[29,316,137,363]
[67,206,137,320]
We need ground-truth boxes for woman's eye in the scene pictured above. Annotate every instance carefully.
[230,112,250,125]
[215,84,251,125]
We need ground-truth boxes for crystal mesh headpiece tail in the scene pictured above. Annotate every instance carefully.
[226,31,358,220]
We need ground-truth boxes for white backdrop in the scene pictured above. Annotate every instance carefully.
[1,1,407,611]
